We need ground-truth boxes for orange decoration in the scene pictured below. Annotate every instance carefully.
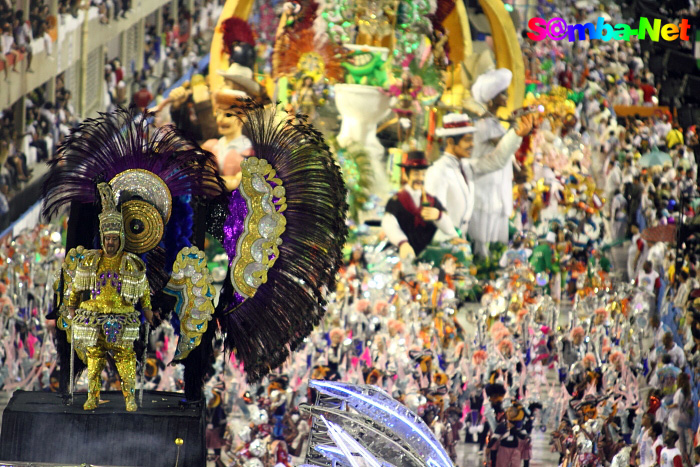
[272,29,345,82]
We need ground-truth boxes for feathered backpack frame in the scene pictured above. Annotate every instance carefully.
[44,104,348,399]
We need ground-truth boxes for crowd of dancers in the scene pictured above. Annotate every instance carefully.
[0,206,699,467]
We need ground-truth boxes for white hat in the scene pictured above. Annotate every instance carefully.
[218,62,260,95]
[435,113,477,137]
[545,231,557,243]
[471,68,513,104]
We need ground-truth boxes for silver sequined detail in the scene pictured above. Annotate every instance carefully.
[258,214,278,238]
[252,174,267,193]
[243,263,266,287]
[251,238,265,262]
[110,169,172,222]
[261,194,273,214]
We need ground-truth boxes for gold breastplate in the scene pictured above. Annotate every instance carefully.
[79,253,134,314]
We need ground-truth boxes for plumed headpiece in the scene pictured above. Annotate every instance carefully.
[221,17,256,70]
[221,17,255,52]
[43,108,225,247]
[97,183,122,235]
[43,107,225,291]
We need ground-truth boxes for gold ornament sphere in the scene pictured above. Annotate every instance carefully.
[175,438,184,446]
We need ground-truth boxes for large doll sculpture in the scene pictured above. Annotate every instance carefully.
[43,104,347,410]
[202,89,254,191]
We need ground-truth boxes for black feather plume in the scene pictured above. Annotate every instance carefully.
[42,107,226,219]
[216,102,348,382]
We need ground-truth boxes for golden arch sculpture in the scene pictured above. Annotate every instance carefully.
[208,0,524,112]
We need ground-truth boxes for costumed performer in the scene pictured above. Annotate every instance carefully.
[63,185,151,411]
[530,232,559,296]
[293,75,319,121]
[469,68,517,258]
[43,108,225,408]
[426,112,534,240]
[381,151,460,260]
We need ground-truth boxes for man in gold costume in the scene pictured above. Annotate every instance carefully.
[63,184,153,411]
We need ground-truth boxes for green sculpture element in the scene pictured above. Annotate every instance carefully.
[342,51,388,87]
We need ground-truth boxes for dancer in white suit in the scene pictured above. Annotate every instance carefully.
[426,112,534,243]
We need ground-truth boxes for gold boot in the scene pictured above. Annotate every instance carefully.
[83,352,105,410]
[124,394,137,412]
[114,348,138,412]
[83,395,99,410]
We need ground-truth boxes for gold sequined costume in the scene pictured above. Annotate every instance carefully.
[64,249,150,411]
[44,109,224,407]
[58,183,151,412]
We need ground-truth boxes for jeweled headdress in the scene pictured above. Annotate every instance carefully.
[97,183,124,253]
[97,183,122,234]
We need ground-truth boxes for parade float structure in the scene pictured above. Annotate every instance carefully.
[1,91,347,467]
[301,380,454,467]
[0,2,525,465]
[208,0,524,108]
[208,0,524,199]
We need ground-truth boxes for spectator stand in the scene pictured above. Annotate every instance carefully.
[156,52,209,102]
[0,200,42,243]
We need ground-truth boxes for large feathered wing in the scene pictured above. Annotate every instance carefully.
[215,103,348,382]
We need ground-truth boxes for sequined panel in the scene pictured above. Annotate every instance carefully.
[120,199,164,253]
[230,157,287,298]
[164,246,216,361]
[71,309,141,350]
